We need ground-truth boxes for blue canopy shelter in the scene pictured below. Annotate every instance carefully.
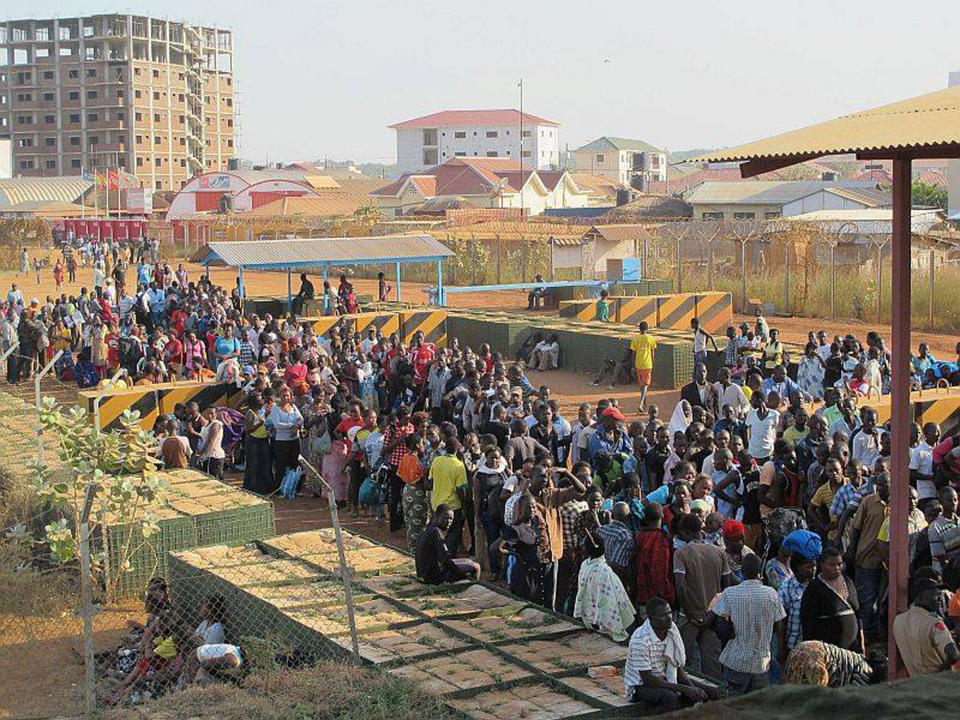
[193,233,453,309]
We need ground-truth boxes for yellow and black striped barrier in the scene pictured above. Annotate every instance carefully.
[81,381,246,431]
[805,386,960,437]
[656,293,698,330]
[616,296,658,326]
[400,309,447,347]
[694,292,733,335]
[558,300,614,322]
[350,311,402,338]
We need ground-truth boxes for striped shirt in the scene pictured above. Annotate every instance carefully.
[598,521,635,569]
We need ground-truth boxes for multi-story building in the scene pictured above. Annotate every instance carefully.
[0,14,236,191]
[571,137,667,189]
[389,109,560,175]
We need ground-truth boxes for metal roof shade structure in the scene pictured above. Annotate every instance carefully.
[694,83,960,680]
[193,233,453,309]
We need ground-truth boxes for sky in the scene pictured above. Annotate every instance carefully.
[15,0,960,164]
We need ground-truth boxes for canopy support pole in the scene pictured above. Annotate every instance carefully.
[436,260,444,306]
[287,268,292,313]
[396,262,402,303]
[237,265,245,313]
[888,156,912,681]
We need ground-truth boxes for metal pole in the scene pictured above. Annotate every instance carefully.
[78,485,98,717]
[783,244,790,313]
[35,350,63,467]
[93,368,127,432]
[830,243,836,320]
[739,240,747,312]
[888,156,912,681]
[299,458,360,660]
[642,236,649,279]
[395,261,402,303]
[876,243,883,323]
[707,241,714,291]
[436,260,443,307]
[929,248,935,329]
[675,235,682,293]
[471,234,477,285]
[0,341,19,383]
[496,234,502,284]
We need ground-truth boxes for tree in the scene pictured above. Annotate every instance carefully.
[912,181,947,211]
[31,400,165,600]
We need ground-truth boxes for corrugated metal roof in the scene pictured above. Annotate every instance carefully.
[389,109,559,130]
[785,208,942,234]
[685,180,877,206]
[575,136,664,154]
[196,234,453,269]
[0,177,93,209]
[241,194,366,218]
[584,223,657,245]
[823,186,891,208]
[695,85,960,165]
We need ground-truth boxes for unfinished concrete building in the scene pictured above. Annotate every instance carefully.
[0,14,237,191]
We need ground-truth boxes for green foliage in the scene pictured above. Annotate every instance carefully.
[31,400,165,599]
[912,181,947,211]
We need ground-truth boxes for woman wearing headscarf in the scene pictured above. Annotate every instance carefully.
[574,531,636,641]
[668,400,693,437]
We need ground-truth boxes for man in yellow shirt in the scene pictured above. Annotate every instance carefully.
[629,321,657,413]
[427,437,468,555]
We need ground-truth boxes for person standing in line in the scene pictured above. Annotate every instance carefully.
[708,553,785,695]
[690,317,718,370]
[630,321,657,413]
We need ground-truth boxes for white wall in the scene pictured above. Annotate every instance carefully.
[782,190,870,216]
[0,139,10,179]
[395,122,559,174]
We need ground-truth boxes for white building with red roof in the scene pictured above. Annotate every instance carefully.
[389,109,560,174]
[369,157,596,217]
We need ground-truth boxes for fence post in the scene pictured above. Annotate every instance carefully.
[675,235,682,293]
[642,236,650,279]
[298,458,360,661]
[0,340,19,383]
[35,350,63,467]
[78,484,98,718]
[496,234,502,284]
[783,244,790,314]
[830,241,837,320]
[929,248,936,329]
[707,241,714,291]
[521,235,527,282]
[471,233,477,285]
[739,240,747,313]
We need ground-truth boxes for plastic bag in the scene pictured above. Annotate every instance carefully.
[358,476,379,507]
[280,467,303,499]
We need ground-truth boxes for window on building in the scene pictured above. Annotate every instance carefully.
[87,90,98,100]
[70,136,80,145]
[44,137,55,146]
[227,119,233,127]
[454,152,465,157]
[596,154,604,163]
[58,27,71,40]
[135,90,141,99]
[44,114,54,124]
[702,212,724,220]
[19,160,34,169]
[117,111,124,122]
[68,91,79,100]
[486,151,498,157]
[36,48,50,59]
[180,158,186,167]
[485,131,498,138]
[136,157,143,167]
[117,89,124,99]
[16,93,32,102]
[764,211,782,219]
[16,115,33,124]
[17,138,33,148]
[733,212,755,220]
[179,138,185,146]
[16,71,31,83]
[89,136,98,145]
[154,113,161,122]
[87,113,98,122]
[136,135,143,144]
[82,25,94,38]
[71,159,82,168]
[155,158,162,167]
[135,112,142,122]
[45,160,56,169]
[522,130,531,138]
[69,69,79,79]
[69,113,79,123]
[152,69,159,78]
[178,114,185,123]
[521,150,531,158]
[154,136,161,145]
[43,92,54,101]
[43,71,54,80]
[227,139,233,148]
[226,98,232,107]
[153,91,160,100]
[85,69,96,78]
[454,131,466,139]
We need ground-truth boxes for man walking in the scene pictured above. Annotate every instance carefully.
[630,321,657,413]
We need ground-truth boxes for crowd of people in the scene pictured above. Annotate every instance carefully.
[7,236,960,711]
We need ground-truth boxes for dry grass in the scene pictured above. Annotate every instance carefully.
[104,661,458,720]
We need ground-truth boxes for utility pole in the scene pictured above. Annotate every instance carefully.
[518,78,524,217]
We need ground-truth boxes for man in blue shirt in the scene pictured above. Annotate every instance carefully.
[760,365,811,404]
[587,405,632,470]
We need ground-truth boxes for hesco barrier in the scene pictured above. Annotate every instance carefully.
[656,293,699,330]
[557,300,614,322]
[79,381,245,431]
[303,311,403,339]
[695,292,734,334]
[244,296,287,318]
[167,528,653,719]
[615,295,658,326]
[804,386,960,437]
[400,309,447,347]
[446,311,694,389]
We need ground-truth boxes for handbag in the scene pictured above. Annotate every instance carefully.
[310,430,332,456]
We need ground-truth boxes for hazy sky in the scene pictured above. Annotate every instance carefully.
[17,0,960,163]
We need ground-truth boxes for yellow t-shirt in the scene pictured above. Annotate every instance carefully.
[630,334,657,371]
[810,481,837,512]
[429,454,467,511]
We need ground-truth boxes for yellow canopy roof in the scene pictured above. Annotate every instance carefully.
[695,85,960,175]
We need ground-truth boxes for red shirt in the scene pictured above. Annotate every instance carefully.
[335,417,364,455]
[164,337,184,366]
[283,363,307,388]
[411,344,437,384]
[383,421,415,468]
[634,528,675,605]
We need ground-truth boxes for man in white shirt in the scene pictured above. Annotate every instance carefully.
[851,408,881,474]
[624,597,717,712]
[911,422,939,503]
[746,393,780,462]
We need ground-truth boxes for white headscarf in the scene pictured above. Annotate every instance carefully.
[668,400,692,436]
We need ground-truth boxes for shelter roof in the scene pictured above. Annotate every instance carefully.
[193,234,452,269]
[0,177,93,210]
[240,194,365,218]
[575,136,664,154]
[685,180,877,206]
[389,109,559,130]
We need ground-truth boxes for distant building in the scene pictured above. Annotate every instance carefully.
[0,14,236,191]
[0,138,10,178]
[685,180,888,220]
[369,157,592,217]
[389,109,560,175]
[571,137,666,188]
